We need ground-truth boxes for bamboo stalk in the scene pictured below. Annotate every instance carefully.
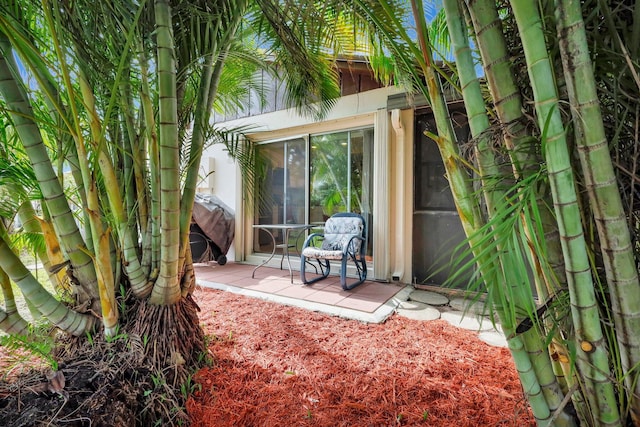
[445,2,574,424]
[0,224,95,336]
[411,2,551,420]
[0,267,28,335]
[556,0,640,423]
[0,33,100,310]
[150,0,182,305]
[511,2,621,425]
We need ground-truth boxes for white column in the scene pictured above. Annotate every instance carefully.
[390,109,407,282]
[372,108,390,281]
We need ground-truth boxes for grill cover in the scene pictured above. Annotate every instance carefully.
[191,194,235,254]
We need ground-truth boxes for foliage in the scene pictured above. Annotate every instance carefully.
[0,0,349,425]
[349,0,640,425]
[0,327,57,371]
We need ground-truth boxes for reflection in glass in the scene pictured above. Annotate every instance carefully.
[309,129,372,221]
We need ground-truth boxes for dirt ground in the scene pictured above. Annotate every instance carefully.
[187,286,534,426]
[0,286,534,426]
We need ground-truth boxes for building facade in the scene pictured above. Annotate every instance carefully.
[199,68,469,287]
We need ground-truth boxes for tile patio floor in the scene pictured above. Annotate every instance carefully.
[193,262,413,323]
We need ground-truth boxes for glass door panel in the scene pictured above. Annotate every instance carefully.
[310,132,349,220]
[254,138,305,253]
[309,129,373,257]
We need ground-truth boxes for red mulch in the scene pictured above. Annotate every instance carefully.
[187,286,534,427]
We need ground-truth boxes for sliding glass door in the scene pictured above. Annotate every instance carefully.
[254,128,374,257]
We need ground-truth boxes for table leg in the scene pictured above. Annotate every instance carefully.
[283,227,313,283]
[283,228,294,283]
[252,228,277,279]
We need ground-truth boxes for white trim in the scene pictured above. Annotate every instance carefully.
[248,113,375,142]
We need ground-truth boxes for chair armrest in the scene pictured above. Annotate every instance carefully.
[302,232,324,249]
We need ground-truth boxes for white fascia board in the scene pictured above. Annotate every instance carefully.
[216,86,405,139]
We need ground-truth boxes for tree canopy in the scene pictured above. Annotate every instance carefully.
[1,1,639,426]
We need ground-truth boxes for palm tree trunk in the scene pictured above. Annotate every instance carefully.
[118,73,144,241]
[466,0,577,407]
[464,0,529,170]
[411,3,552,421]
[150,0,182,305]
[180,22,239,266]
[70,72,120,335]
[179,55,215,263]
[465,0,566,297]
[0,37,100,310]
[444,2,574,424]
[77,70,151,300]
[0,224,95,336]
[42,0,120,334]
[139,49,160,276]
[443,0,497,212]
[11,23,93,250]
[511,2,621,425]
[17,201,62,292]
[43,1,120,334]
[0,267,28,335]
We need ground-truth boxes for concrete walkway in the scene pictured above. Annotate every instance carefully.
[397,289,507,348]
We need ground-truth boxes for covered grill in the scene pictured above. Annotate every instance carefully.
[190,194,235,265]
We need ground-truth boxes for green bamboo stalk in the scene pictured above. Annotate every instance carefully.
[0,267,28,335]
[150,0,181,305]
[17,201,56,291]
[465,0,578,408]
[42,0,119,335]
[0,224,95,336]
[410,0,483,232]
[0,308,28,335]
[139,50,160,276]
[465,0,566,297]
[0,35,100,310]
[71,72,121,335]
[5,12,94,251]
[410,2,552,420]
[444,2,573,424]
[511,2,621,425]
[556,1,640,423]
[77,72,151,299]
[179,29,239,269]
[59,0,152,303]
[118,79,142,252]
[443,0,496,209]
[179,55,215,265]
[464,0,529,171]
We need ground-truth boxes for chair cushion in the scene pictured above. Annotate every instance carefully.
[321,216,364,253]
[301,247,344,260]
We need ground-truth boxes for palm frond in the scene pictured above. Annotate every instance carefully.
[252,0,341,120]
[441,169,551,330]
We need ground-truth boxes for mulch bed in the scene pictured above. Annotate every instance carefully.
[187,286,534,426]
[0,286,533,426]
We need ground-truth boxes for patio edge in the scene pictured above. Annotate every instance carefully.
[195,279,413,323]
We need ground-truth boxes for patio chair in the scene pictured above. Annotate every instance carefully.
[300,212,367,290]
